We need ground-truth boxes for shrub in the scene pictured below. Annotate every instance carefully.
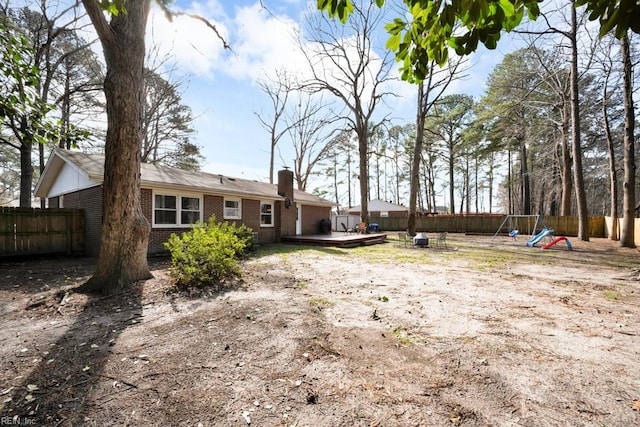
[164,217,254,289]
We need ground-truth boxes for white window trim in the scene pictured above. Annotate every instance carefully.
[260,200,274,228]
[223,197,242,220]
[152,191,203,228]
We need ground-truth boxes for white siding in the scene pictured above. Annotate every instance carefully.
[48,162,99,197]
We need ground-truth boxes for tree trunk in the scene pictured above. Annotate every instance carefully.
[81,0,152,294]
[19,139,33,208]
[358,128,369,227]
[269,129,275,184]
[603,86,619,241]
[448,142,455,215]
[332,155,340,207]
[569,4,589,241]
[560,105,572,216]
[347,149,352,208]
[408,84,425,235]
[474,154,479,213]
[620,35,636,248]
[520,137,531,215]
[488,153,495,214]
[507,149,513,215]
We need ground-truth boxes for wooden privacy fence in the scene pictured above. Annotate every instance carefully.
[0,207,84,257]
[373,214,607,238]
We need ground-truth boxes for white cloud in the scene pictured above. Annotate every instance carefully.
[146,1,310,86]
[228,4,306,81]
[147,3,231,78]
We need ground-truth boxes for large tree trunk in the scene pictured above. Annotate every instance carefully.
[81,0,152,294]
[358,128,369,227]
[620,35,636,248]
[408,84,425,235]
[569,4,589,241]
[19,138,33,208]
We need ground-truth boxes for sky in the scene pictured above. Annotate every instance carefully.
[142,0,524,199]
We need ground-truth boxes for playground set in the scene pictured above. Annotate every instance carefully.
[492,215,573,250]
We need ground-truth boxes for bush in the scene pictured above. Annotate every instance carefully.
[164,217,254,289]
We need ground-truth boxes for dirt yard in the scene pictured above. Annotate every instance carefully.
[1,233,639,426]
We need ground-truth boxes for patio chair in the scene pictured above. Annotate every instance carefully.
[356,222,367,234]
[397,232,411,248]
[340,222,353,234]
[436,231,448,248]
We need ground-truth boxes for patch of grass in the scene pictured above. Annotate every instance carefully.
[450,245,546,270]
[295,280,308,289]
[348,241,436,265]
[253,244,346,257]
[378,295,389,302]
[392,325,416,346]
[309,296,334,310]
[394,253,434,264]
[602,289,620,299]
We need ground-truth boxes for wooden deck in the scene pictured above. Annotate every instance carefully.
[281,232,387,248]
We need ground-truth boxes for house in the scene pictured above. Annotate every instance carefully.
[34,149,335,255]
[346,199,409,218]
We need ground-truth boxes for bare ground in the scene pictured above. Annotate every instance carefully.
[1,233,639,426]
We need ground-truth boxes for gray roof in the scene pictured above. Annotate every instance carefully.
[36,149,334,207]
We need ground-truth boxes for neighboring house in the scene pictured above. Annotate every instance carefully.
[346,199,409,218]
[35,149,334,255]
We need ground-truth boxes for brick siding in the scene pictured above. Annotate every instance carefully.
[55,182,328,256]
[60,186,103,256]
[301,205,332,235]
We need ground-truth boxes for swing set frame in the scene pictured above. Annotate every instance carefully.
[491,215,547,240]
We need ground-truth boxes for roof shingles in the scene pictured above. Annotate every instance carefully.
[50,150,332,206]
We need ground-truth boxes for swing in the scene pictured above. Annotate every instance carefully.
[492,215,547,242]
[509,216,519,240]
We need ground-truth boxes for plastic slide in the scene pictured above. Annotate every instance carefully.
[542,236,573,250]
[526,228,554,247]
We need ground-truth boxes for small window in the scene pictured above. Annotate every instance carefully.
[380,211,389,218]
[260,201,273,227]
[224,198,241,219]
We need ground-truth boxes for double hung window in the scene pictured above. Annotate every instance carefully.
[154,194,201,227]
[224,198,241,219]
[260,201,273,226]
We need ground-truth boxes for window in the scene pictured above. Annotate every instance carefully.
[380,211,389,218]
[153,193,201,227]
[181,197,201,224]
[224,198,241,219]
[260,201,273,227]
[155,195,177,225]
